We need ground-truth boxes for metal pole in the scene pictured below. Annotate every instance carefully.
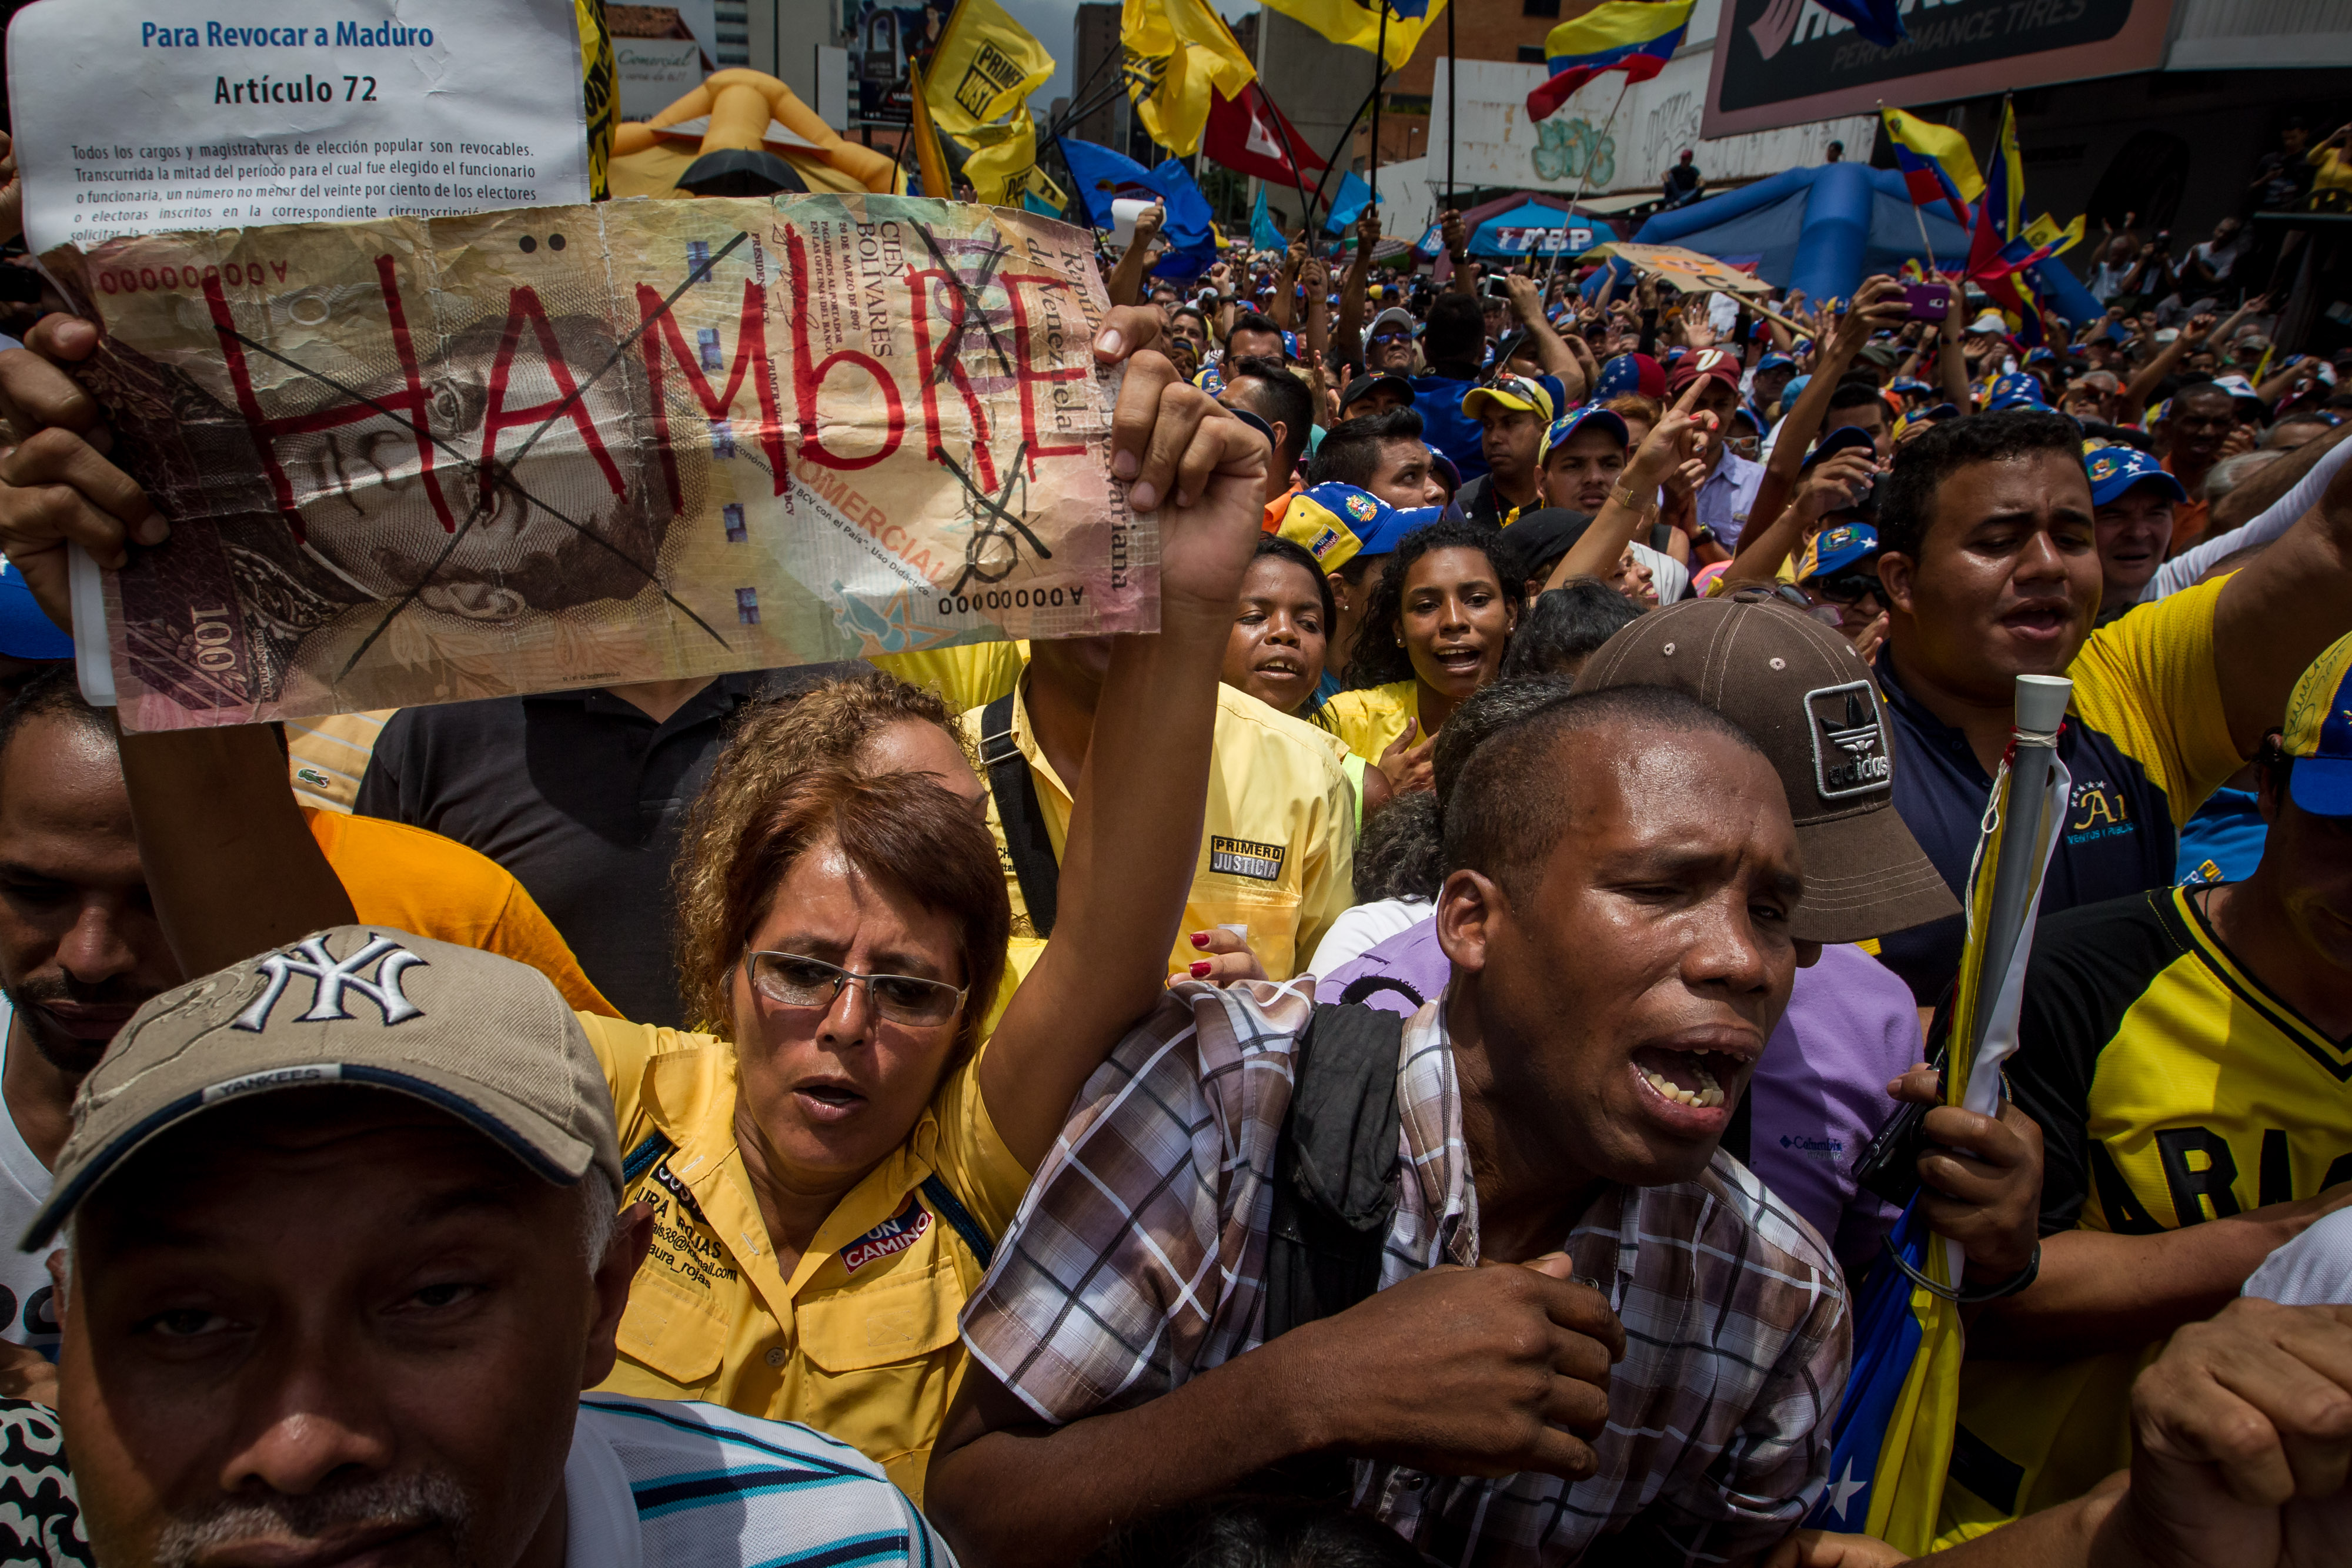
[1444,4,1455,210]
[1370,5,1387,210]
[1542,76,1631,300]
[1964,674,2074,1075]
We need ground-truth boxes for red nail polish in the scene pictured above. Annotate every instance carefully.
[1189,961,1212,978]
[1190,932,1210,948]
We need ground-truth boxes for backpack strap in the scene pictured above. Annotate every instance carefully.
[1337,972,1426,1012]
[1264,1002,1406,1342]
[1250,1001,1406,1502]
[977,691,1060,938]
[920,1174,996,1271]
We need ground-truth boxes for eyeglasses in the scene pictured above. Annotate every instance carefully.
[1371,329,1412,344]
[1810,570,1885,606]
[740,951,967,1027]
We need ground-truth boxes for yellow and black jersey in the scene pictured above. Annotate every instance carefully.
[1939,882,2352,1542]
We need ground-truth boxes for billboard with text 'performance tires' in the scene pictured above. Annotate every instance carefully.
[1703,0,2174,139]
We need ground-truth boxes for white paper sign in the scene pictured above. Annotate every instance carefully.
[8,0,590,256]
[611,0,716,122]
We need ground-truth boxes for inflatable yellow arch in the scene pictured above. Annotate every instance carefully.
[611,69,904,198]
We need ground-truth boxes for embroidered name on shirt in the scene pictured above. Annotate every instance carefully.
[842,1196,931,1272]
[652,1161,709,1226]
[1210,836,1287,881]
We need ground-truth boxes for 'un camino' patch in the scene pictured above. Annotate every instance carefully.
[1210,836,1286,881]
[841,1195,931,1272]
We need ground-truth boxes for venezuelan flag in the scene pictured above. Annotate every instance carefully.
[1966,97,2025,280]
[1809,705,2073,1553]
[1882,108,1980,230]
[1526,0,1694,123]
[1257,0,1445,72]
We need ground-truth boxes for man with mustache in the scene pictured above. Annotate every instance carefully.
[31,928,946,1568]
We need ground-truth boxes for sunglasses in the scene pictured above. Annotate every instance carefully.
[1810,570,1885,606]
[741,951,967,1027]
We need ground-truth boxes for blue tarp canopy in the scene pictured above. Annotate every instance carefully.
[1578,163,2098,326]
[1469,200,1599,258]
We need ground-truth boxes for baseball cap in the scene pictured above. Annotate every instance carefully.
[25,927,621,1248]
[1800,423,1877,471]
[1425,446,1462,493]
[1339,372,1414,414]
[1494,507,1595,587]
[1780,374,1813,407]
[1796,523,1880,583]
[0,560,71,661]
[1987,373,2052,412]
[1572,594,1961,942]
[1856,342,1904,369]
[1888,376,1933,396]
[1539,403,1631,460]
[1967,311,2009,335]
[1276,482,1436,573]
[1756,353,1798,375]
[1462,372,1562,424]
[2282,630,2352,816]
[1667,347,1743,394]
[1367,307,1417,342]
[1593,353,1666,400]
[2086,446,2189,506]
[2212,372,2266,406]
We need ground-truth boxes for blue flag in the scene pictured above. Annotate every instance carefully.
[1251,187,1287,252]
[1811,0,1903,46]
[1322,170,1382,233]
[1057,136,1218,278]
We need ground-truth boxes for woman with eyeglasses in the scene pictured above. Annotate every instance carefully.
[569,379,1270,1504]
[89,333,1274,1510]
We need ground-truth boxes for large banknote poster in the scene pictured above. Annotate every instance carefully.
[46,195,1153,730]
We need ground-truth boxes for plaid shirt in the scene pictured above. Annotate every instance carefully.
[961,981,1851,1566]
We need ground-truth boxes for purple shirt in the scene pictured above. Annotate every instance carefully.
[1319,924,1919,1278]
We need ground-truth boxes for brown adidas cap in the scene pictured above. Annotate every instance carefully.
[25,926,619,1249]
[1572,592,1962,944]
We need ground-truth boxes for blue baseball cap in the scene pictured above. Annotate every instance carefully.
[1800,424,1877,471]
[1275,483,1433,571]
[1592,353,1666,400]
[2085,446,2189,507]
[1755,352,1797,375]
[1988,373,2052,413]
[1796,523,1880,583]
[1889,376,1933,396]
[0,560,70,661]
[1539,404,1631,460]
[2283,630,2352,816]
[1780,373,1813,406]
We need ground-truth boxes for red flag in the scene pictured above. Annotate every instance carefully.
[1203,82,1326,188]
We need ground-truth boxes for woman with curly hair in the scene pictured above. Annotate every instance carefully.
[101,350,1275,1506]
[1318,519,1523,794]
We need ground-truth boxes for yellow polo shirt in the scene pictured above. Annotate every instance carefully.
[585,1015,1030,1503]
[1321,679,1419,765]
[868,641,1028,714]
[956,681,1357,981]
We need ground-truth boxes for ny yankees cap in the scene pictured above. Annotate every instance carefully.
[24,926,621,1249]
[1572,593,1962,943]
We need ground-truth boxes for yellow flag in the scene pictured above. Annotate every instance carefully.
[1258,0,1444,72]
[907,58,956,203]
[2023,212,2085,260]
[925,0,1056,138]
[1121,0,1255,157]
[1881,106,1985,204]
[960,111,1038,205]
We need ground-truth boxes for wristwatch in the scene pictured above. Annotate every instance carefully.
[1692,524,1719,544]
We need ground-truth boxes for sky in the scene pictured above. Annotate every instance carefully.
[990,0,1260,116]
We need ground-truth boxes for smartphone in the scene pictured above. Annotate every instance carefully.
[1900,283,1950,322]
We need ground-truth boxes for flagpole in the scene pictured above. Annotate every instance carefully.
[1880,101,1940,278]
[1542,75,1631,300]
[1444,2,1456,211]
[1307,72,1386,230]
[1263,92,1319,244]
[1370,5,1387,214]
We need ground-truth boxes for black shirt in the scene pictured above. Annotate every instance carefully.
[354,668,853,1025]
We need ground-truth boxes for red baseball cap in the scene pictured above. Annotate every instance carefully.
[1667,347,1743,394]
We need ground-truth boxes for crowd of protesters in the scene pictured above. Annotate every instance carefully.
[0,101,2340,1568]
